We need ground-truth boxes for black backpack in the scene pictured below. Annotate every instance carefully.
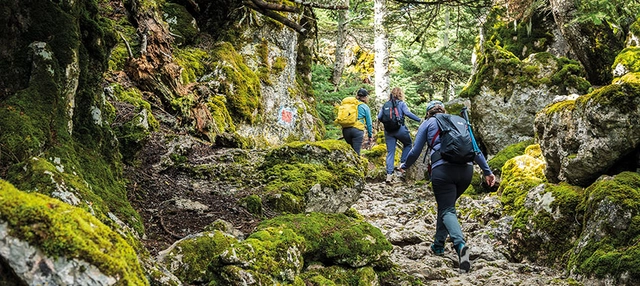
[430,113,476,164]
[380,100,403,131]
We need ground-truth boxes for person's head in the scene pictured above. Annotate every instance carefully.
[426,100,445,118]
[356,88,369,102]
[390,87,405,101]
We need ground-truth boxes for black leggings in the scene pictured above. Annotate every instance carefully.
[342,127,364,155]
[430,163,473,247]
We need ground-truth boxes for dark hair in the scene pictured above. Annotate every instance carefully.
[357,88,368,97]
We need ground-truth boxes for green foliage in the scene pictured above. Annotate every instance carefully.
[571,0,640,29]
[0,180,148,285]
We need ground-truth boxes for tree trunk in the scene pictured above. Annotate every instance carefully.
[331,9,348,88]
[374,0,390,104]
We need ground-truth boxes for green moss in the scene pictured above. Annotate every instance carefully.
[272,56,287,74]
[258,213,393,268]
[568,172,640,281]
[211,42,262,123]
[498,144,547,213]
[488,139,534,174]
[510,182,583,266]
[110,83,159,161]
[260,140,366,213]
[549,57,591,93]
[0,180,148,285]
[298,265,378,286]
[544,99,576,115]
[174,47,211,84]
[159,230,236,284]
[217,227,305,284]
[240,194,263,216]
[577,77,640,113]
[162,2,199,46]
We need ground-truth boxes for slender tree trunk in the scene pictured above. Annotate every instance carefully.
[331,9,348,88]
[374,0,389,104]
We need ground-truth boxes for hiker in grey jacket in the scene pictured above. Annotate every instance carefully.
[377,87,421,184]
[399,100,496,273]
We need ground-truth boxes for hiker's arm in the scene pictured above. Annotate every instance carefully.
[377,106,383,121]
[401,119,434,169]
[473,152,496,186]
[362,105,373,138]
[400,102,421,122]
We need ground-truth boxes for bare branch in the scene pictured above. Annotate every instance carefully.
[290,0,349,10]
[118,32,134,58]
[252,0,300,12]
[391,0,491,8]
[243,0,307,33]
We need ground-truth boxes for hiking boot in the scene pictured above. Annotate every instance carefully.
[385,174,393,184]
[455,243,471,273]
[430,243,444,256]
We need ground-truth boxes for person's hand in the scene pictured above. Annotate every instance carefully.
[485,174,496,187]
[369,137,375,144]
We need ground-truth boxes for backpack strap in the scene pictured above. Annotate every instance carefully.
[430,129,442,163]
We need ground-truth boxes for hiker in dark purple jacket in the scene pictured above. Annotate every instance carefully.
[399,100,496,273]
[377,87,421,184]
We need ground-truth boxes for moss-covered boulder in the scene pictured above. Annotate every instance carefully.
[498,144,548,214]
[156,230,236,284]
[157,213,392,285]
[568,172,640,284]
[534,72,640,187]
[260,140,367,214]
[0,180,148,285]
[256,212,393,268]
[463,45,589,155]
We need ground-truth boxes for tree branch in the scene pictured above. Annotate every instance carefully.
[391,0,491,8]
[252,0,300,12]
[244,0,307,33]
[289,0,348,10]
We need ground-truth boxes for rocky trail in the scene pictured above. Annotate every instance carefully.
[353,176,573,285]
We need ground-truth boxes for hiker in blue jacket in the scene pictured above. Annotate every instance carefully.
[398,100,496,273]
[377,87,421,184]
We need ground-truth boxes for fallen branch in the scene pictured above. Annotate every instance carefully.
[118,32,134,58]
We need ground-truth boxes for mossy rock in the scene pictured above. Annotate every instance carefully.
[260,140,366,213]
[156,230,236,284]
[257,212,393,268]
[298,265,378,285]
[488,139,535,175]
[613,47,640,81]
[567,172,640,283]
[509,182,584,266]
[216,227,306,284]
[210,42,262,124]
[498,144,547,214]
[0,180,148,285]
[162,2,199,46]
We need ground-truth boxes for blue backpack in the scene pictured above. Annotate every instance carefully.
[380,100,403,131]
